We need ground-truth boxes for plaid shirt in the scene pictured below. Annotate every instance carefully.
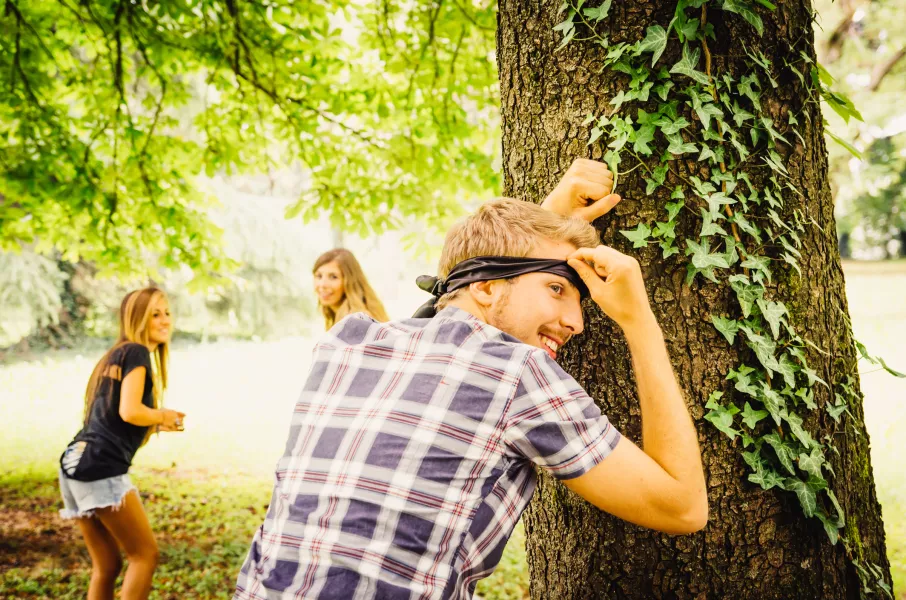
[234,307,621,599]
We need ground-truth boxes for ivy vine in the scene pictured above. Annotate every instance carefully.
[553,0,902,596]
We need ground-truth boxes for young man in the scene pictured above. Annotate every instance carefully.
[234,159,707,599]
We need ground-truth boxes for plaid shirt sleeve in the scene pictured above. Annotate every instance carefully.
[503,349,622,480]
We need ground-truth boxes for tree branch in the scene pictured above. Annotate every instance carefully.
[869,46,906,91]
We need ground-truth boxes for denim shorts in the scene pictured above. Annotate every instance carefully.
[58,469,137,519]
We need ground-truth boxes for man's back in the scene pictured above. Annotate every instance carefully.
[234,307,620,600]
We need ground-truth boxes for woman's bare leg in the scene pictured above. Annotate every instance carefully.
[95,490,159,600]
[76,517,123,600]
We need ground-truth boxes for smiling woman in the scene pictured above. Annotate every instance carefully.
[57,287,188,599]
[312,249,390,330]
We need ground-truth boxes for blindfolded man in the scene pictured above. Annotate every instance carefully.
[235,159,708,600]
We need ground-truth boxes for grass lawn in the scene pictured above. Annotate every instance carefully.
[1,260,903,599]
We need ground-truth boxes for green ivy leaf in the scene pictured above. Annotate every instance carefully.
[749,467,785,490]
[670,43,711,86]
[704,394,741,440]
[653,220,677,240]
[741,401,769,428]
[782,252,802,277]
[763,150,789,175]
[760,116,790,146]
[782,410,816,449]
[826,488,845,528]
[620,223,652,248]
[742,448,765,471]
[671,186,685,200]
[582,0,613,22]
[756,299,788,339]
[687,238,732,269]
[740,325,781,373]
[764,432,797,475]
[712,315,739,345]
[722,0,765,35]
[731,101,756,127]
[633,124,656,155]
[760,382,786,425]
[825,129,863,160]
[783,477,818,517]
[731,212,761,241]
[706,191,736,215]
[698,145,717,163]
[741,254,772,284]
[660,240,681,259]
[730,275,763,318]
[827,395,848,423]
[665,200,685,221]
[659,116,691,135]
[797,447,825,480]
[815,508,841,545]
[666,132,698,155]
[728,364,760,398]
[610,89,629,109]
[700,209,729,237]
[796,386,819,410]
[777,352,799,388]
[637,25,669,66]
[653,81,675,101]
[690,94,725,130]
[738,74,762,110]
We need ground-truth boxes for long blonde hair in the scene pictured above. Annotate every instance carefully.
[84,288,169,433]
[313,249,389,329]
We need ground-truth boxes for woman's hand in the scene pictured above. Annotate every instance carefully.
[158,409,186,432]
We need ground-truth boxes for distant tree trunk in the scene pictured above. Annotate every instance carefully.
[897,229,906,258]
[839,232,852,259]
[497,1,891,598]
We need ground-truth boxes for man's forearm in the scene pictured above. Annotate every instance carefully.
[622,314,705,490]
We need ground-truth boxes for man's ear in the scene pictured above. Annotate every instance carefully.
[468,279,504,308]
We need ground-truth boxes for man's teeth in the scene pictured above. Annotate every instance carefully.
[542,337,559,352]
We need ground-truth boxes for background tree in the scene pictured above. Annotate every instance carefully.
[814,0,906,257]
[497,0,895,597]
[0,0,498,277]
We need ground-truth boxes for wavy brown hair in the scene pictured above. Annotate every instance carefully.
[313,249,389,329]
[83,288,169,435]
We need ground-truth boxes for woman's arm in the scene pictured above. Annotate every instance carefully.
[119,367,183,428]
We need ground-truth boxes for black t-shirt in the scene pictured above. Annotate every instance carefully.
[60,343,155,481]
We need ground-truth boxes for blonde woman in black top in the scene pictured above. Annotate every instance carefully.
[59,287,185,600]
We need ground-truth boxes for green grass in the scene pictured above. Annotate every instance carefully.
[0,465,270,599]
[1,260,903,599]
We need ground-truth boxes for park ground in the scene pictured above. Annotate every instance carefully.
[1,261,904,599]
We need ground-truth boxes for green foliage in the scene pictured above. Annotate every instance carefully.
[0,251,66,346]
[0,0,499,278]
[555,0,895,594]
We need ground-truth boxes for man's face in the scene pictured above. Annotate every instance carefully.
[485,239,584,360]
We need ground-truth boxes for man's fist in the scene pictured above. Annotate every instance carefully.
[541,159,621,223]
[567,245,654,330]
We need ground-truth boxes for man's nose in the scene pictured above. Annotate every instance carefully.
[562,301,584,336]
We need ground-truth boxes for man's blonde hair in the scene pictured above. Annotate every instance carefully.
[435,198,599,309]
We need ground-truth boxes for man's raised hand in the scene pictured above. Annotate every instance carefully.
[567,245,654,330]
[541,159,621,223]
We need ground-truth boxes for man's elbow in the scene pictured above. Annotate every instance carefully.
[671,492,709,534]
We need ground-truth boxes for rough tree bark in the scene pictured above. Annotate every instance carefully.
[497,1,891,598]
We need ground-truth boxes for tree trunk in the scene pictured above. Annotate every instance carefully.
[497,1,891,598]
